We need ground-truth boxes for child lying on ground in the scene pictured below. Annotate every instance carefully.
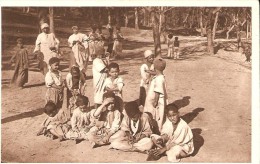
[149,104,194,162]
[109,101,153,152]
[87,91,122,148]
[37,101,71,141]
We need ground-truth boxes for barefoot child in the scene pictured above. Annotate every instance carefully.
[65,95,95,141]
[45,57,64,109]
[150,104,194,162]
[167,34,174,59]
[173,37,180,59]
[37,101,71,141]
[10,38,29,89]
[144,58,168,132]
[110,101,153,152]
[139,50,155,108]
[87,91,121,147]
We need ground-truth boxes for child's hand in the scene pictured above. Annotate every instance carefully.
[37,127,46,136]
[152,101,158,108]
[103,98,114,106]
[102,135,110,143]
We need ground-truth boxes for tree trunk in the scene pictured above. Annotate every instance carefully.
[108,9,111,25]
[98,8,102,25]
[151,10,161,57]
[246,20,249,40]
[124,13,128,27]
[200,8,204,37]
[135,7,139,30]
[49,7,54,33]
[116,8,120,26]
[212,11,219,40]
[159,7,163,33]
[144,9,148,26]
[226,25,235,39]
[207,28,214,55]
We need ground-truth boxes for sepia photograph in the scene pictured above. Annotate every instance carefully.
[1,0,259,163]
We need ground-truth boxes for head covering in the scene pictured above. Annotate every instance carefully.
[153,58,166,71]
[48,57,60,65]
[144,50,154,58]
[16,38,23,43]
[124,101,140,118]
[72,26,78,30]
[41,23,49,30]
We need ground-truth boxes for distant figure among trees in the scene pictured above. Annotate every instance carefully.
[112,26,124,59]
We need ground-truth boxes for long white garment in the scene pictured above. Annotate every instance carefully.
[104,76,124,98]
[68,33,89,71]
[140,63,154,88]
[34,32,60,64]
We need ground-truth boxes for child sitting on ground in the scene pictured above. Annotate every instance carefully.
[167,34,174,59]
[65,95,95,142]
[150,104,194,162]
[173,37,180,59]
[10,38,29,89]
[139,50,155,109]
[45,57,64,109]
[109,101,153,152]
[37,101,71,141]
[144,58,168,132]
[87,91,122,148]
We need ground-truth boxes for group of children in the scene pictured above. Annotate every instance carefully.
[34,46,194,162]
[167,34,180,59]
[8,23,194,162]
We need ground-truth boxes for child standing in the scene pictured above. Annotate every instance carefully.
[112,26,124,59]
[65,95,95,141]
[167,34,174,59]
[92,51,108,109]
[139,50,155,108]
[173,37,180,59]
[37,101,71,141]
[150,104,194,162]
[87,91,122,147]
[10,38,29,89]
[144,58,167,132]
[106,27,114,58]
[45,57,64,109]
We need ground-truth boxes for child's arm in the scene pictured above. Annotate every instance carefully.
[153,92,160,108]
[9,53,17,64]
[145,70,156,76]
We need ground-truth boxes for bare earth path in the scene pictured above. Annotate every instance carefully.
[1,36,251,162]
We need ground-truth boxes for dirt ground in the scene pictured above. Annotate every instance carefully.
[1,30,251,162]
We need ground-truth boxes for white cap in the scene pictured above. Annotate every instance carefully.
[144,50,154,58]
[41,23,49,30]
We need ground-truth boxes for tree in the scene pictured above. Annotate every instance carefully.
[149,7,161,57]
[49,7,54,33]
[135,7,139,30]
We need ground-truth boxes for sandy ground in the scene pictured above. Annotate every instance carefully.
[1,36,251,162]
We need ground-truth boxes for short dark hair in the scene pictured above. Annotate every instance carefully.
[168,34,173,39]
[166,104,179,115]
[70,66,80,77]
[103,91,116,100]
[175,37,178,40]
[76,95,89,106]
[44,101,57,115]
[108,62,119,71]
[49,57,60,65]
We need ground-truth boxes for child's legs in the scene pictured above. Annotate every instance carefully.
[156,104,165,132]
[167,47,171,58]
[109,130,126,143]
[166,145,188,162]
[133,137,153,152]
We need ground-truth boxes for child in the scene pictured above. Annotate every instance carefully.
[92,51,108,109]
[68,26,89,73]
[10,38,29,89]
[150,104,194,162]
[37,101,71,141]
[112,26,124,59]
[104,62,124,99]
[144,58,168,132]
[109,101,153,152]
[88,24,99,61]
[139,50,155,108]
[65,95,95,141]
[45,57,64,109]
[173,37,180,59]
[167,34,174,59]
[87,91,122,147]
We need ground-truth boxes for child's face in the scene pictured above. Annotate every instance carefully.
[73,29,78,34]
[109,68,119,79]
[147,55,154,64]
[17,43,23,49]
[167,111,180,125]
[50,62,59,72]
[106,98,115,111]
[131,113,140,122]
[42,27,49,33]
[79,105,89,112]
